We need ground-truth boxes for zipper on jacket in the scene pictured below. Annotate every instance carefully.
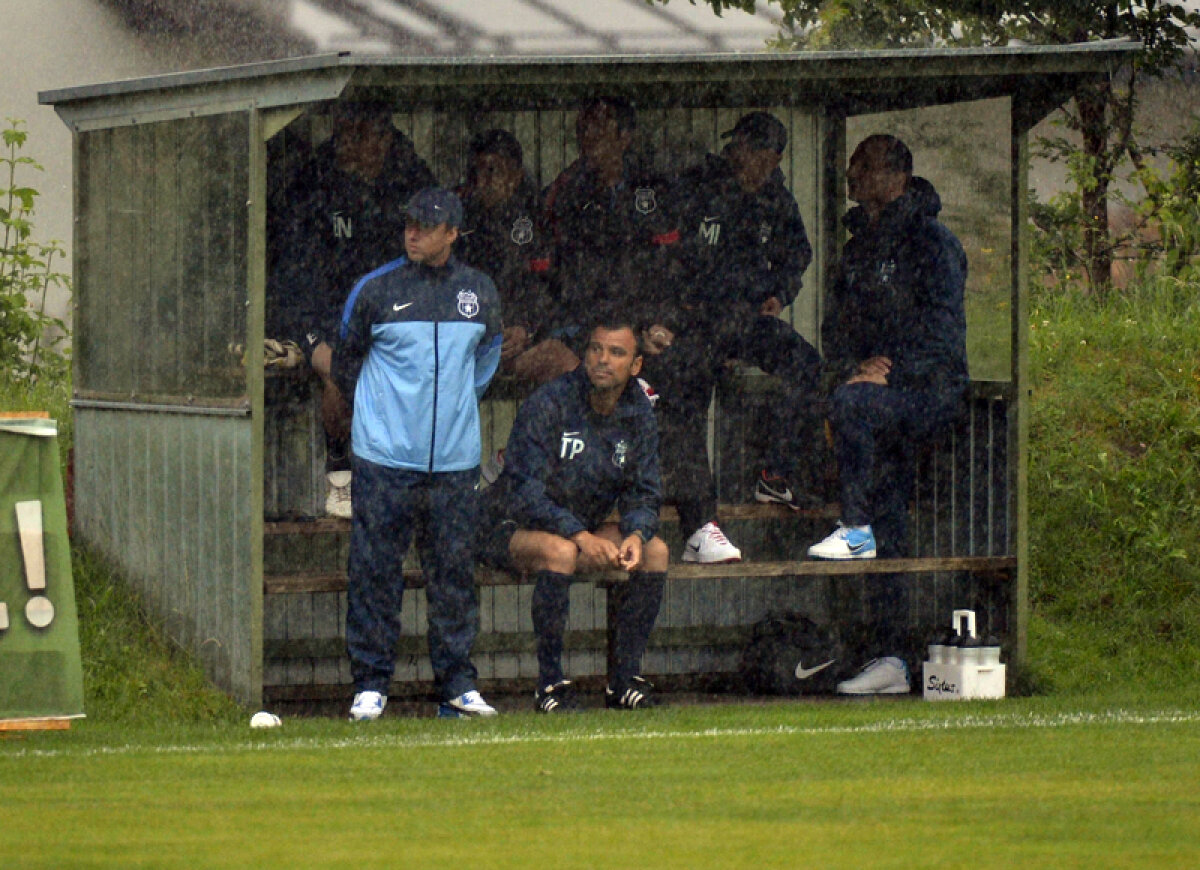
[429,319,439,473]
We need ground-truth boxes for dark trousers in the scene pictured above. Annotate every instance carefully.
[829,381,962,654]
[532,569,667,691]
[345,457,481,700]
[647,313,823,535]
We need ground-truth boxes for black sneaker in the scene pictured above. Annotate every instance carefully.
[535,679,582,714]
[754,470,822,511]
[605,675,658,710]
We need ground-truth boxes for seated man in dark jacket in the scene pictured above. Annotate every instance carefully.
[457,129,579,385]
[543,97,682,342]
[267,101,436,518]
[811,134,969,696]
[477,318,669,713]
[643,112,823,564]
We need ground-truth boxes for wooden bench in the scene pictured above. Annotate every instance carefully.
[262,504,1015,706]
[262,372,1016,707]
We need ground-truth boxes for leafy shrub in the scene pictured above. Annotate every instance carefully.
[1,119,70,385]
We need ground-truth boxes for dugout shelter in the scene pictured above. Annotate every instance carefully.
[40,42,1137,708]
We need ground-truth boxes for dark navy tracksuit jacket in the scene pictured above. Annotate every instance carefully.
[544,157,681,334]
[821,177,968,561]
[457,176,556,340]
[482,366,662,543]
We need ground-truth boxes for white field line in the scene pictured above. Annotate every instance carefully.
[5,708,1200,761]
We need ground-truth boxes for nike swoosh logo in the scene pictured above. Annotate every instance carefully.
[848,539,871,553]
[795,659,835,679]
[393,302,413,312]
[685,542,701,553]
[704,215,720,222]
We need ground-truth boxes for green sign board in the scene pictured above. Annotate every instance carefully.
[0,418,84,721]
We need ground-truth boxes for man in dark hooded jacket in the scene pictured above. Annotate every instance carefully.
[809,134,968,696]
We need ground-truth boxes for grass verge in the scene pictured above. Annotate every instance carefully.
[2,698,1198,868]
[1026,276,1200,693]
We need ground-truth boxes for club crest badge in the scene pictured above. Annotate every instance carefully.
[878,259,897,285]
[457,289,480,318]
[759,222,772,245]
[612,439,629,468]
[511,215,534,246]
[634,187,657,215]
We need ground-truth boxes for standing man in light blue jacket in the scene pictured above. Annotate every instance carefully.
[333,188,503,720]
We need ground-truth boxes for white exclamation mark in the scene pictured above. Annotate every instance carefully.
[16,500,54,629]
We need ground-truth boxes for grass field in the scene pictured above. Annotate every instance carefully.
[3,695,1199,868]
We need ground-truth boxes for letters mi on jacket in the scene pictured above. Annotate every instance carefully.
[334,255,502,472]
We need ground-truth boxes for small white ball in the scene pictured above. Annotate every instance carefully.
[250,711,282,729]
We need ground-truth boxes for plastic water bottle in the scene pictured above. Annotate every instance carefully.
[928,631,947,664]
[959,633,983,667]
[981,635,1002,667]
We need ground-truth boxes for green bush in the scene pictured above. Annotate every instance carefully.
[1,119,70,386]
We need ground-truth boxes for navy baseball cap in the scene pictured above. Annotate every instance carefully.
[721,111,788,153]
[404,188,463,228]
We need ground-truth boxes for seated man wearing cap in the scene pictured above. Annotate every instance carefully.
[642,111,824,564]
[332,188,503,721]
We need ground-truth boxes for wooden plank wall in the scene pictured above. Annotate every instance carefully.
[74,408,257,703]
[75,114,249,400]
[73,112,259,703]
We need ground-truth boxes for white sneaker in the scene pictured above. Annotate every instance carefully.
[807,523,876,560]
[682,521,742,564]
[445,690,497,717]
[349,690,386,721]
[836,657,910,695]
[325,470,352,519]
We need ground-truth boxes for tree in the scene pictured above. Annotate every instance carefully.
[663,1,1200,294]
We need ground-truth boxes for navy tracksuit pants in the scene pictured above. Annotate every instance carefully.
[647,312,823,535]
[829,380,962,653]
[532,569,666,691]
[345,457,480,700]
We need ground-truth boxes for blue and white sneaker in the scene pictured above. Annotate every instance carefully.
[349,690,386,721]
[807,523,877,560]
[445,690,498,717]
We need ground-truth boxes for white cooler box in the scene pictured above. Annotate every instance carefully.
[922,609,1006,701]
